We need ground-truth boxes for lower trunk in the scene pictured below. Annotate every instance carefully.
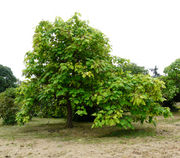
[65,103,73,128]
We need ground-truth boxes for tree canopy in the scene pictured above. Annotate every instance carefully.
[122,62,148,75]
[162,58,180,109]
[92,57,171,128]
[0,64,17,93]
[164,58,180,92]
[16,13,112,128]
[16,13,171,129]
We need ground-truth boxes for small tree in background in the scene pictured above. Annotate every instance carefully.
[161,59,180,110]
[122,62,148,75]
[0,65,17,93]
[0,88,19,125]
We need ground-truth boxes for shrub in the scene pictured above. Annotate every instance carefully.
[161,58,180,111]
[0,88,19,125]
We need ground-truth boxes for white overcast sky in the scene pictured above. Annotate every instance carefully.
[0,0,180,80]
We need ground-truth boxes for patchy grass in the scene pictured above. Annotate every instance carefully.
[0,112,179,157]
[0,118,157,142]
[0,112,179,142]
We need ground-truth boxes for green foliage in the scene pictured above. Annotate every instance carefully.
[161,76,178,101]
[91,57,171,129]
[16,12,171,129]
[16,13,111,127]
[0,88,19,125]
[122,62,149,75]
[73,106,96,122]
[0,64,17,93]
[164,58,180,96]
[161,58,180,109]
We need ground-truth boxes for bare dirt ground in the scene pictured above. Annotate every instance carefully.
[0,138,179,158]
[0,113,179,158]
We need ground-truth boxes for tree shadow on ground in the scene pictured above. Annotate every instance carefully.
[20,122,66,133]
[19,120,157,140]
[0,117,159,141]
[99,127,156,138]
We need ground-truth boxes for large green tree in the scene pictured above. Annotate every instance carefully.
[16,13,111,128]
[0,64,17,93]
[16,13,171,129]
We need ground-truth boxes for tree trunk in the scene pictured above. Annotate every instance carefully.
[66,103,73,128]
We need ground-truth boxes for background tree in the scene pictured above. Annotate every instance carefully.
[122,61,148,75]
[162,58,180,110]
[0,88,19,125]
[0,64,17,93]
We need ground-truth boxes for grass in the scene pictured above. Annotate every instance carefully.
[0,112,179,158]
[0,111,179,143]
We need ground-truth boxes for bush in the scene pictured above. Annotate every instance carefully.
[0,88,19,125]
[161,58,180,111]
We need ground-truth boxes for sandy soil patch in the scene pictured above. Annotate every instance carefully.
[0,138,179,158]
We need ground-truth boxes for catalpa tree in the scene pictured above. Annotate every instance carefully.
[16,13,171,128]
[16,13,112,128]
